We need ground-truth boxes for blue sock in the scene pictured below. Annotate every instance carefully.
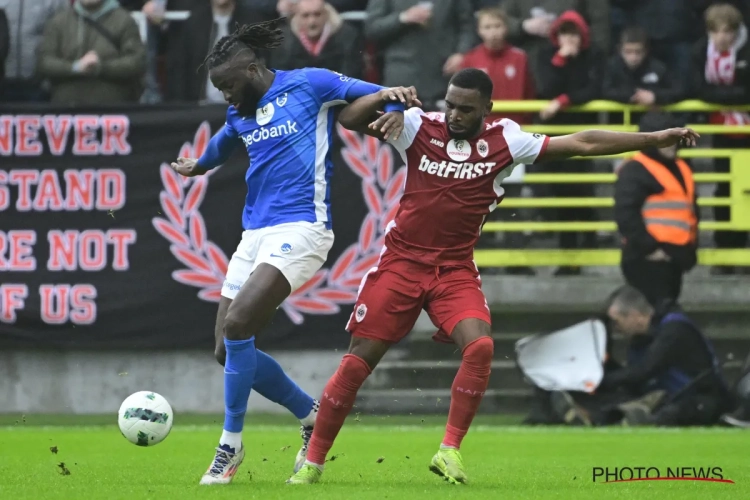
[223,337,257,433]
[253,349,315,420]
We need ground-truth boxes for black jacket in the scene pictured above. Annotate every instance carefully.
[691,33,750,105]
[534,44,602,125]
[600,302,727,398]
[269,17,364,79]
[602,54,685,104]
[165,4,259,102]
[614,148,699,271]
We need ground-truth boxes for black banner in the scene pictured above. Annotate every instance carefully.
[0,104,404,350]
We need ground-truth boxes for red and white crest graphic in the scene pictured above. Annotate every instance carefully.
[153,122,405,325]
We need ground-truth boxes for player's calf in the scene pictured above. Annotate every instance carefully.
[443,334,494,450]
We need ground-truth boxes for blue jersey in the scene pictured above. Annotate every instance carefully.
[222,68,362,231]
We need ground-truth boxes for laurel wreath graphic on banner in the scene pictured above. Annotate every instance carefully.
[152,122,405,325]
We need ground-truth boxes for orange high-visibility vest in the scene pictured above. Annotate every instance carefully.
[634,152,697,245]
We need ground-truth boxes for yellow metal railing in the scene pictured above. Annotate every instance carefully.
[476,100,750,267]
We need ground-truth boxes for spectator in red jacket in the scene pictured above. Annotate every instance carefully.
[462,8,537,276]
[461,8,535,124]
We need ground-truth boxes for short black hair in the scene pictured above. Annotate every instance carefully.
[202,19,285,71]
[620,26,649,47]
[605,285,653,315]
[448,68,493,100]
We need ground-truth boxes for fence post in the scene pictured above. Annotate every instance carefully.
[730,150,750,230]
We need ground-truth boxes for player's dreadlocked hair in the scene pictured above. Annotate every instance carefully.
[201,18,285,71]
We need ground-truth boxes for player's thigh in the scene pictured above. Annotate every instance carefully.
[425,267,492,347]
[224,263,292,340]
[254,221,335,293]
[213,296,232,366]
[346,262,425,346]
[221,229,258,301]
[223,223,334,340]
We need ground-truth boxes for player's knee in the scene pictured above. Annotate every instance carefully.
[223,309,253,341]
[463,335,494,366]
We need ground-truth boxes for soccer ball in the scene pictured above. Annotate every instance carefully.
[117,391,174,446]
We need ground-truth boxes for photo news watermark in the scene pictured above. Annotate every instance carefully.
[592,467,734,484]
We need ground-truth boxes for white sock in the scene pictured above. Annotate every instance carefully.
[304,459,324,471]
[440,443,457,450]
[219,430,242,452]
[299,401,319,427]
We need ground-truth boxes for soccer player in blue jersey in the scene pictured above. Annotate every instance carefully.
[169,20,418,485]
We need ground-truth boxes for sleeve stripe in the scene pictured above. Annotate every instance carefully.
[536,136,551,163]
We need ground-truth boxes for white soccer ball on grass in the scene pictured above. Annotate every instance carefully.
[117,391,174,446]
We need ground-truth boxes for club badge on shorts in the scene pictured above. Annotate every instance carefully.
[280,243,293,254]
[355,303,367,322]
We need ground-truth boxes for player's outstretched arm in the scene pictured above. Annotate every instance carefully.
[541,128,700,162]
[170,126,239,177]
[339,87,420,141]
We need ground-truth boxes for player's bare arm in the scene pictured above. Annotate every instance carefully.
[542,128,700,161]
[170,125,239,177]
[338,86,421,141]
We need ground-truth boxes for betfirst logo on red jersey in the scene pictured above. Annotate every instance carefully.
[418,155,496,179]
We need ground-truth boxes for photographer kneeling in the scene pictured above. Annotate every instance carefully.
[552,286,732,426]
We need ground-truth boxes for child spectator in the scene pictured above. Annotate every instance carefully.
[461,8,535,124]
[693,3,750,273]
[602,26,685,105]
[533,10,602,274]
[461,7,536,275]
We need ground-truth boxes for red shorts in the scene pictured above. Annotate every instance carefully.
[345,251,491,344]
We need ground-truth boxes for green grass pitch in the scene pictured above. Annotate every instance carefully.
[1,414,749,500]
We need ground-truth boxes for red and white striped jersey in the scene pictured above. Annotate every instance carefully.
[384,108,549,265]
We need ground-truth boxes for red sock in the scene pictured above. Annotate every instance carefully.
[443,336,494,449]
[307,354,371,465]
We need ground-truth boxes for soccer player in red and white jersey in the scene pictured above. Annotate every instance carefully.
[287,68,699,485]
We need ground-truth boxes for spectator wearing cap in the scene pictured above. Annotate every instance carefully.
[269,0,363,78]
[615,112,699,307]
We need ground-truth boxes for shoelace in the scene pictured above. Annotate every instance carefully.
[208,449,232,476]
[299,425,313,452]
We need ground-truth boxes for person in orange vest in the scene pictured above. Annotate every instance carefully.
[614,112,699,307]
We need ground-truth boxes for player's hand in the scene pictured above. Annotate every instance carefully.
[651,128,700,148]
[379,86,422,108]
[170,157,205,177]
[369,111,405,141]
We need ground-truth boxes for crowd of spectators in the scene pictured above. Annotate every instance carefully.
[1,0,748,271]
